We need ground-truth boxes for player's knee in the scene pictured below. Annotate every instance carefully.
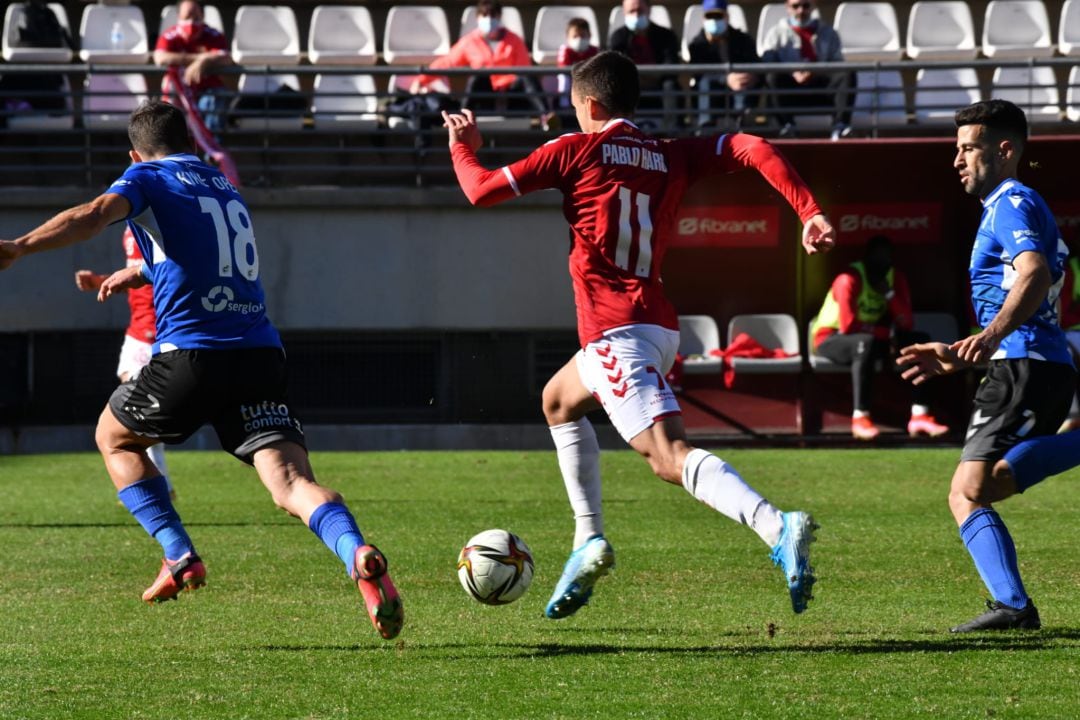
[541,383,569,425]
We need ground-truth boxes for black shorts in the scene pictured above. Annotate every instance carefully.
[960,358,1075,462]
[109,347,306,464]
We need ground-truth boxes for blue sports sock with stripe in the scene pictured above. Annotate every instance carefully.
[308,502,365,576]
[959,508,1028,609]
[1004,431,1080,493]
[118,475,195,561]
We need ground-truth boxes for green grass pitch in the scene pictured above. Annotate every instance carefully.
[1,449,1078,719]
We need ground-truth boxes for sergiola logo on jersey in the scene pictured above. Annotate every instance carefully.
[240,401,302,433]
[201,285,264,315]
[601,144,668,172]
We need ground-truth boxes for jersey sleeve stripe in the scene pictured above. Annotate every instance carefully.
[501,166,522,197]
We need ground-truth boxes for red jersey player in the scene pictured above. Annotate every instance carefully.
[75,227,173,497]
[443,51,835,620]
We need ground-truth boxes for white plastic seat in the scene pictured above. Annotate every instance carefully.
[79,5,149,63]
[756,3,789,57]
[3,3,73,62]
[609,4,672,35]
[726,314,801,374]
[913,312,960,344]
[914,67,980,123]
[992,66,1060,122]
[678,315,723,375]
[383,6,450,64]
[311,73,378,129]
[159,4,224,35]
[1061,0,1080,56]
[6,75,74,130]
[308,6,377,65]
[232,5,300,64]
[833,2,902,61]
[533,6,599,64]
[83,73,148,129]
[233,73,305,130]
[1067,66,1080,122]
[681,4,747,61]
[460,5,525,41]
[982,0,1053,58]
[852,70,908,127]
[906,1,977,60]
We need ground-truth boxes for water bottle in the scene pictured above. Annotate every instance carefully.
[110,21,124,50]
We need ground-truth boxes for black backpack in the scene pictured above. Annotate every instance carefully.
[17,1,71,49]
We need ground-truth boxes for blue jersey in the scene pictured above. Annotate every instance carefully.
[970,178,1071,364]
[105,154,281,354]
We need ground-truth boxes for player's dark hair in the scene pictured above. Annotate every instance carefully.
[955,99,1027,154]
[128,101,193,156]
[477,0,501,18]
[566,17,590,35]
[571,50,639,117]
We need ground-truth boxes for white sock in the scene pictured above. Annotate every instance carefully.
[550,418,603,550]
[681,448,784,547]
[146,443,172,492]
[911,404,929,417]
[853,409,870,419]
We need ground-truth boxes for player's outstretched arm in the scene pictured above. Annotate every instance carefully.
[442,108,524,207]
[802,214,835,255]
[442,108,482,152]
[97,264,148,303]
[75,270,107,292]
[0,193,131,272]
[897,341,964,385]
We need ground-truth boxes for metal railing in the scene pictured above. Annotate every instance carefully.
[0,58,1076,187]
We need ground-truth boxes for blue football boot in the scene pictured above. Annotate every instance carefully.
[769,511,818,614]
[545,535,615,619]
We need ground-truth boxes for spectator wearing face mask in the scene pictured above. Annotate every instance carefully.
[413,0,555,129]
[153,0,233,132]
[608,0,680,129]
[687,0,760,129]
[556,18,599,112]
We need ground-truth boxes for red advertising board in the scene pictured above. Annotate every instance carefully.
[673,205,780,248]
[833,202,943,245]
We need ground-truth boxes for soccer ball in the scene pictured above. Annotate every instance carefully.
[456,529,534,605]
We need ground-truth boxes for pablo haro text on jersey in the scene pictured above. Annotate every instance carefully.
[601,143,669,173]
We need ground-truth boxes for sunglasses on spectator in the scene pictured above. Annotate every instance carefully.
[788,2,812,8]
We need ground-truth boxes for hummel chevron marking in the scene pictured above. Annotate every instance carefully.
[612,382,629,398]
[601,356,618,370]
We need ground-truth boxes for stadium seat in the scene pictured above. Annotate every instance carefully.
[852,70,908,128]
[308,5,377,66]
[833,2,902,61]
[460,5,525,41]
[232,5,301,64]
[78,4,150,64]
[608,4,672,36]
[982,0,1053,58]
[159,4,224,35]
[991,66,1061,122]
[1061,0,1080,56]
[82,73,148,129]
[6,75,74,130]
[678,315,724,375]
[913,312,960,344]
[232,73,305,130]
[382,6,451,64]
[1068,66,1080,122]
[914,67,981,123]
[311,73,379,130]
[680,4,747,61]
[533,6,599,64]
[906,1,977,60]
[3,2,73,62]
[725,314,802,374]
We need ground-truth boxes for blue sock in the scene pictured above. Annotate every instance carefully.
[1004,431,1080,492]
[118,475,195,561]
[959,508,1028,609]
[308,502,364,576]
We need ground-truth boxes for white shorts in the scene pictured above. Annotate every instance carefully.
[575,324,682,442]
[116,334,153,381]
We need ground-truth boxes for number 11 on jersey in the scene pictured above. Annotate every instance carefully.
[615,186,654,279]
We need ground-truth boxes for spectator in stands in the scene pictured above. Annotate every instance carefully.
[686,0,761,129]
[154,0,233,133]
[412,0,555,129]
[760,0,854,141]
[608,0,680,129]
[810,235,950,440]
[557,18,599,113]
[1058,227,1080,432]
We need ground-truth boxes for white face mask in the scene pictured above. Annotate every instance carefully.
[568,36,590,53]
[704,18,727,36]
[624,13,649,32]
[477,16,501,35]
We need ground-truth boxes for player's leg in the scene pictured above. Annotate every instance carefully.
[542,355,614,619]
[816,332,880,439]
[896,329,950,437]
[118,334,175,497]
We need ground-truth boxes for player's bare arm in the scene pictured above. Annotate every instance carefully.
[97,265,148,303]
[442,108,482,151]
[75,270,108,292]
[898,342,965,385]
[0,193,131,271]
[951,251,1051,364]
[802,214,836,255]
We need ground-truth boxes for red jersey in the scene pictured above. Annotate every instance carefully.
[155,23,228,95]
[557,44,599,67]
[451,121,822,345]
[123,228,156,342]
